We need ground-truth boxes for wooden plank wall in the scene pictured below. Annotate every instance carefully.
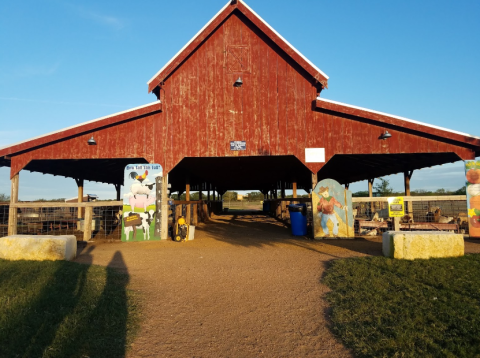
[9,13,475,178]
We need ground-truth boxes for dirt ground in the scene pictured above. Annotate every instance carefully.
[74,212,480,358]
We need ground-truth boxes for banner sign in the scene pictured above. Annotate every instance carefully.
[465,160,480,238]
[230,141,246,151]
[312,178,354,238]
[122,164,163,241]
[387,197,405,217]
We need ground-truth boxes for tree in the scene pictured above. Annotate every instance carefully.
[373,178,393,196]
[352,190,369,197]
[223,191,238,201]
[246,192,264,201]
[0,193,10,202]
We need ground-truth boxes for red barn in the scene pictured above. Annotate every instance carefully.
[1,0,480,236]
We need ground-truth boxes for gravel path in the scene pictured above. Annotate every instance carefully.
[74,212,480,358]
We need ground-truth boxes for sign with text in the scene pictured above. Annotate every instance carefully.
[122,163,163,241]
[465,160,480,238]
[388,197,405,217]
[230,141,246,151]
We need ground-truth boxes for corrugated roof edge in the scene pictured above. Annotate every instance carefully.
[317,97,480,140]
[147,0,329,86]
[0,101,161,153]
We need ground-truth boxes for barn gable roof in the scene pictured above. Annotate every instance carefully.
[0,101,162,158]
[315,97,480,155]
[147,0,329,93]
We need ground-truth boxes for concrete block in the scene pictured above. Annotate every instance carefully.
[0,235,77,261]
[382,231,464,260]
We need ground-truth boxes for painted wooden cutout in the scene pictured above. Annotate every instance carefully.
[122,163,163,242]
[312,178,354,239]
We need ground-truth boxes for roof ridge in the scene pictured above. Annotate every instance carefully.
[147,0,328,92]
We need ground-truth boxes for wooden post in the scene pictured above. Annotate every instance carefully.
[115,184,121,201]
[185,182,191,225]
[175,204,182,223]
[75,178,84,231]
[394,217,400,231]
[203,202,209,221]
[193,204,198,225]
[292,181,297,204]
[345,183,350,190]
[312,172,318,191]
[83,206,93,241]
[155,176,162,238]
[368,178,375,214]
[404,170,414,215]
[8,173,19,236]
[159,175,169,240]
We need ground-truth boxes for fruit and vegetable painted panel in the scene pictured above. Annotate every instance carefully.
[465,160,480,238]
[121,164,163,242]
[312,179,354,238]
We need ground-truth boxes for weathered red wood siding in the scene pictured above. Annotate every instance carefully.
[8,12,476,178]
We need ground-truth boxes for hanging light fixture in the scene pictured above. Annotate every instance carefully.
[379,131,392,140]
[87,136,97,145]
[233,77,243,87]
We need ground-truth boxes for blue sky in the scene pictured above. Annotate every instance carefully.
[0,0,479,199]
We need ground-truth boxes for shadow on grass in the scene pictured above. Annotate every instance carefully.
[0,250,134,358]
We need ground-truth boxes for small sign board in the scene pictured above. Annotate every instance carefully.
[305,148,325,163]
[230,141,246,151]
[387,197,405,217]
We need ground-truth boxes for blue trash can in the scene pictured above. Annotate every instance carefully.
[288,204,307,236]
[263,201,271,213]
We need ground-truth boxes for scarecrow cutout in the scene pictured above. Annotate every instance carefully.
[312,179,354,238]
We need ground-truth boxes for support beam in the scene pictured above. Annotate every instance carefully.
[345,183,350,190]
[292,181,297,198]
[155,175,162,238]
[114,184,121,201]
[368,178,375,214]
[311,172,318,191]
[8,173,19,236]
[404,170,414,215]
[160,175,169,240]
[75,178,84,231]
[83,206,93,241]
[186,182,191,225]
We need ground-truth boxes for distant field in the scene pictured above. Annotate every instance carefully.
[123,204,155,213]
[223,201,263,211]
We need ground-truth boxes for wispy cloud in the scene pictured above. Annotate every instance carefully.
[67,4,126,31]
[0,97,125,108]
[12,61,61,78]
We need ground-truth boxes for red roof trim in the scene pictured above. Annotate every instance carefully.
[0,101,162,158]
[315,98,480,149]
[147,1,328,93]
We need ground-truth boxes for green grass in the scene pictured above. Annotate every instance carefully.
[323,254,480,358]
[0,258,140,358]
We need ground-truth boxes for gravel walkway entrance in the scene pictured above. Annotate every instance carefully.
[74,212,480,357]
